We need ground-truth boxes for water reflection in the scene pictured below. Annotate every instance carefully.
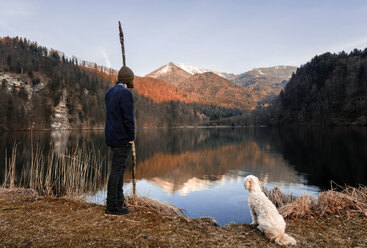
[271,127,367,189]
[1,127,366,225]
[50,131,70,156]
[135,142,301,196]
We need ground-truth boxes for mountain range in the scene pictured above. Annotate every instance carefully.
[145,62,297,107]
[0,36,298,130]
[1,37,365,129]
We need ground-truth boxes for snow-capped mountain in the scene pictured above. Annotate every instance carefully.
[145,62,297,106]
[146,62,236,81]
[145,62,192,85]
[176,63,237,81]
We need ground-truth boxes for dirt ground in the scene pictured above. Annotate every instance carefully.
[0,188,366,248]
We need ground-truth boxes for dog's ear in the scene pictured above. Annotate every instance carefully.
[244,178,251,190]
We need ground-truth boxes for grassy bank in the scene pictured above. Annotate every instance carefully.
[0,188,366,248]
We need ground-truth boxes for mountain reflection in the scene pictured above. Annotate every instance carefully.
[133,142,300,195]
[1,127,366,194]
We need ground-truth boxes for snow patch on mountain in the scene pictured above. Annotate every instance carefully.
[176,63,235,80]
[147,62,177,77]
[255,69,265,76]
[158,63,175,74]
[176,63,212,75]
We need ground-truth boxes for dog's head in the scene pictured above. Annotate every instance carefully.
[244,175,261,192]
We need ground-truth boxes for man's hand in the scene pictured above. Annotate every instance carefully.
[129,140,134,144]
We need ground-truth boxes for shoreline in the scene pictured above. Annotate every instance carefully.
[1,124,366,133]
[0,125,255,132]
[0,187,366,247]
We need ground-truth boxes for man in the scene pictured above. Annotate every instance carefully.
[104,66,135,215]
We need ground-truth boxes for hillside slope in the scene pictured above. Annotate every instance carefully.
[233,66,297,104]
[0,37,110,130]
[275,50,367,126]
[178,72,256,110]
[134,76,198,103]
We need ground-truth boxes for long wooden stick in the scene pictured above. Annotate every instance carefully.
[131,141,137,200]
[118,21,137,202]
[118,21,126,67]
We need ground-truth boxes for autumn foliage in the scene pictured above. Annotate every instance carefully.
[133,76,199,104]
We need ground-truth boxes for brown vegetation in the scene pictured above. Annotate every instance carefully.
[3,144,109,196]
[0,187,366,247]
[134,76,199,104]
[264,183,367,219]
[178,72,257,110]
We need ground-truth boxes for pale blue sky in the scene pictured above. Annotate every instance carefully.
[1,0,367,76]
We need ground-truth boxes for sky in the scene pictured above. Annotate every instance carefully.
[1,0,367,76]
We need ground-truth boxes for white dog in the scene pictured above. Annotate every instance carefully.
[244,175,297,246]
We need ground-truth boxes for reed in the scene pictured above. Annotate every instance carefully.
[2,143,18,188]
[262,186,297,208]
[264,183,367,219]
[3,144,110,197]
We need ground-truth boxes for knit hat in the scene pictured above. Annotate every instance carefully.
[118,66,134,88]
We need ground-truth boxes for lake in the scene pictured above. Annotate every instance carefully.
[1,127,366,225]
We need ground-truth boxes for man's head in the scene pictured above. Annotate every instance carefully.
[117,66,134,88]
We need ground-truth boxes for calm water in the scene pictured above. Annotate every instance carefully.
[1,127,366,225]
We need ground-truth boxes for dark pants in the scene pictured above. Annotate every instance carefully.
[107,144,131,205]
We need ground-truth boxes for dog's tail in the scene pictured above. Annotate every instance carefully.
[266,230,297,246]
[275,232,297,246]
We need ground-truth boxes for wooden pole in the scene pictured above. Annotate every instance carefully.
[118,21,126,67]
[131,141,137,203]
[118,21,137,203]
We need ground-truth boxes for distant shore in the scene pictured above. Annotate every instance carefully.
[0,187,366,248]
[0,125,254,132]
[2,124,367,133]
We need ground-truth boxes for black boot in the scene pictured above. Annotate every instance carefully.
[117,199,127,208]
[116,199,130,214]
[105,200,131,215]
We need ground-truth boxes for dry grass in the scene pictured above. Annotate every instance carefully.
[262,186,298,207]
[278,194,318,219]
[264,183,367,219]
[125,195,187,217]
[3,144,109,197]
[1,187,366,248]
[317,184,367,217]
[2,144,367,246]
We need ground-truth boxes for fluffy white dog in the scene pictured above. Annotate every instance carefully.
[244,175,297,246]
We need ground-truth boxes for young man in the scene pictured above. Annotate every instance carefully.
[104,66,135,215]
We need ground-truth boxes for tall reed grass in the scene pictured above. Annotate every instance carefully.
[2,144,110,197]
[264,183,367,219]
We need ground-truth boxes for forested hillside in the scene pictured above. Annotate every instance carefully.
[177,72,256,110]
[0,37,245,130]
[0,37,112,130]
[274,49,367,126]
[204,49,367,127]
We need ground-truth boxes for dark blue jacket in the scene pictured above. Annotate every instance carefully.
[104,84,135,147]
